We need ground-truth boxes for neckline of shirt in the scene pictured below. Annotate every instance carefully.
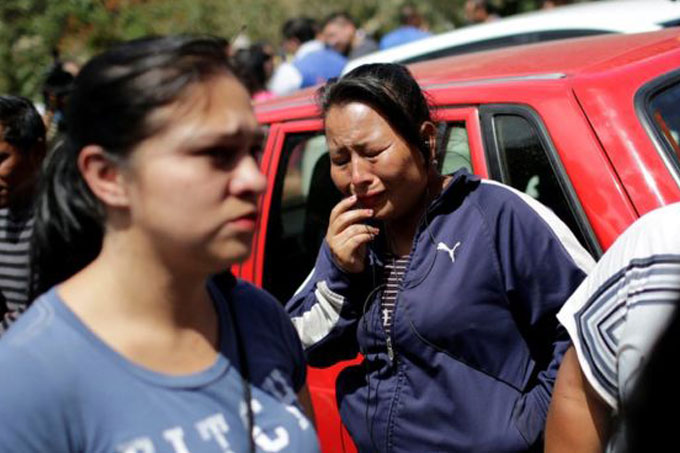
[45,286,234,389]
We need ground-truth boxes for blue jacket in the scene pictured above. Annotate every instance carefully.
[286,171,594,452]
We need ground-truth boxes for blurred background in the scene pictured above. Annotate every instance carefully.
[0,0,590,99]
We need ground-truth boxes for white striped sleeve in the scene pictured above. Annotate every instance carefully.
[480,179,595,273]
[558,205,680,410]
[290,280,347,348]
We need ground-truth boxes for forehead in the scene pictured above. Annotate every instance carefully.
[146,75,258,144]
[325,102,396,145]
[324,22,342,33]
[325,20,351,34]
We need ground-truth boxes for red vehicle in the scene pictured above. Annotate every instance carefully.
[242,29,680,452]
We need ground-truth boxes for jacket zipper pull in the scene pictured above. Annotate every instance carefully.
[386,335,395,364]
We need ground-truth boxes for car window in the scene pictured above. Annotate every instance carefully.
[648,81,680,161]
[437,122,472,174]
[490,113,593,251]
[402,29,611,65]
[263,131,341,303]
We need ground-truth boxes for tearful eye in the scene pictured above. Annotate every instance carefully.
[329,149,349,166]
[330,156,349,166]
[364,145,388,159]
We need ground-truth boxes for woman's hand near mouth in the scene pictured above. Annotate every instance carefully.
[326,194,379,273]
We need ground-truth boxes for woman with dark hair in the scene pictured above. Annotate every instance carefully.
[232,43,275,102]
[0,36,319,453]
[286,63,594,452]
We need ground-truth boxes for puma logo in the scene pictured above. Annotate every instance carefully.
[437,241,461,263]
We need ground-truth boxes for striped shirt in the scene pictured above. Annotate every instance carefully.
[558,202,680,411]
[379,254,410,334]
[0,205,33,334]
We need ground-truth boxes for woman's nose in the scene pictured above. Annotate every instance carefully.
[232,154,267,195]
[350,157,372,188]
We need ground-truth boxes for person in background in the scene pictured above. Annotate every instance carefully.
[545,202,680,453]
[0,35,319,453]
[232,43,276,102]
[379,4,432,50]
[42,53,75,147]
[269,17,347,96]
[286,63,593,452]
[281,17,320,62]
[321,12,378,60]
[463,0,501,25]
[0,95,46,335]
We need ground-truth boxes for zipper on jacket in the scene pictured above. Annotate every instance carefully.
[385,353,403,453]
[385,335,395,364]
[383,285,402,453]
[382,186,451,451]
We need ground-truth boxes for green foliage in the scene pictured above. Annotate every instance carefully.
[0,0,554,99]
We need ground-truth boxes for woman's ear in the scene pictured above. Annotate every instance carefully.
[420,121,438,165]
[77,145,129,208]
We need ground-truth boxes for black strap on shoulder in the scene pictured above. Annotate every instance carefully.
[212,271,255,453]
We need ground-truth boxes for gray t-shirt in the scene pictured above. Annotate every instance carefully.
[0,277,319,453]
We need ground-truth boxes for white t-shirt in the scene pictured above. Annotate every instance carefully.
[557,202,680,410]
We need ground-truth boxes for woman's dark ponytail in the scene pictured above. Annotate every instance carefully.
[29,138,104,298]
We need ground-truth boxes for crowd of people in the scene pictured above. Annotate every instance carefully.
[228,6,435,98]
[228,1,574,100]
[0,1,673,452]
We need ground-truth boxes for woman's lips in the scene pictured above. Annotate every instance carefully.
[357,192,385,209]
[228,212,258,231]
